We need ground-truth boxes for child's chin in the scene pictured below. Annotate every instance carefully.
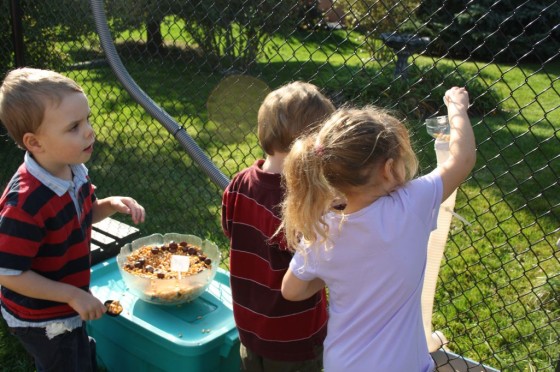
[79,153,93,163]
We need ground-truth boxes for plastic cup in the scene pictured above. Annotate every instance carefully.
[425,115,450,141]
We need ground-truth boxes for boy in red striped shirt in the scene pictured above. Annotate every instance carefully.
[0,68,145,371]
[222,81,334,371]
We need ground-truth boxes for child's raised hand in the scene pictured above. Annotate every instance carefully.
[444,86,469,111]
[110,196,146,224]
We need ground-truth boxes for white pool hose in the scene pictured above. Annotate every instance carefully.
[422,139,456,352]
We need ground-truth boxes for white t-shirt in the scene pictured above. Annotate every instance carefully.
[290,170,442,372]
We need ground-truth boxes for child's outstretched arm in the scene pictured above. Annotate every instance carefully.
[92,196,145,224]
[281,268,325,301]
[0,271,106,320]
[439,87,477,202]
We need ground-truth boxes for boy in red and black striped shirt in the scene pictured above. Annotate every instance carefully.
[222,81,334,371]
[0,68,145,372]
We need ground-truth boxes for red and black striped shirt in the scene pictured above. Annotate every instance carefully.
[0,163,94,322]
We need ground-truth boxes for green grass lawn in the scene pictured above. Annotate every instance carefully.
[0,25,558,371]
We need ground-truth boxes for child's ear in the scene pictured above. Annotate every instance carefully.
[22,133,43,153]
[382,158,394,180]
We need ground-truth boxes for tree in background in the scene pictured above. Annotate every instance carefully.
[106,0,174,55]
[2,0,96,71]
[1,1,14,72]
[177,0,300,71]
[106,0,301,70]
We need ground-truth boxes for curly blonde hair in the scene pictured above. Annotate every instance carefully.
[281,105,418,251]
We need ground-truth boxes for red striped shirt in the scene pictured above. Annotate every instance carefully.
[222,160,327,361]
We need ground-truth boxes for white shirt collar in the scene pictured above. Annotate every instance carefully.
[24,152,89,197]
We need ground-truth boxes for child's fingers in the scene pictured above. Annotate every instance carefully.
[444,87,468,106]
[116,197,145,224]
[129,205,145,224]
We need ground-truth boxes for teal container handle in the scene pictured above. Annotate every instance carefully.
[220,328,240,358]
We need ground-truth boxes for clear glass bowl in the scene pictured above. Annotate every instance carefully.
[117,233,220,305]
[425,115,450,141]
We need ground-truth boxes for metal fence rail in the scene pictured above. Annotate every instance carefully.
[1,0,559,370]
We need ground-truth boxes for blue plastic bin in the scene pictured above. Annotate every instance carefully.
[87,258,240,372]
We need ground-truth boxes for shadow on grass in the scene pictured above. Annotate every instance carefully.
[0,318,34,371]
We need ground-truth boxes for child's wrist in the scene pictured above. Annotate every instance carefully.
[448,106,467,115]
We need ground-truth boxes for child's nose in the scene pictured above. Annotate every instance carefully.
[85,122,95,138]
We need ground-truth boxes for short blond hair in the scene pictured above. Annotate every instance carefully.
[0,68,84,149]
[257,81,335,155]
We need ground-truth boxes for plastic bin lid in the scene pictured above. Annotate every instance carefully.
[90,258,236,347]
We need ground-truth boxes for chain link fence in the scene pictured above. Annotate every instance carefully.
[1,0,559,370]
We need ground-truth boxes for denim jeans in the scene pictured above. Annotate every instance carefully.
[9,322,97,372]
